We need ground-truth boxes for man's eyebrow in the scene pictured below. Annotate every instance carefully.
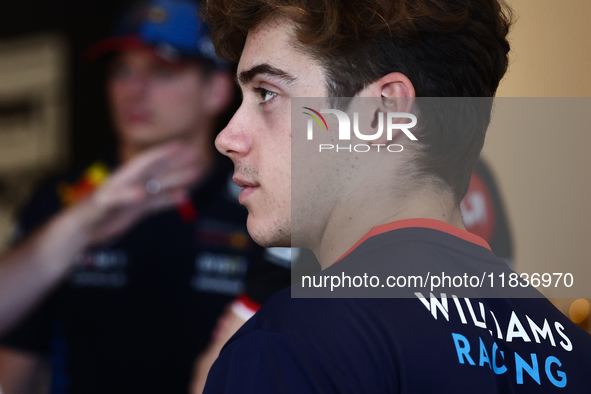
[237,63,296,86]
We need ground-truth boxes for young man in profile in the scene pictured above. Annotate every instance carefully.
[201,0,591,392]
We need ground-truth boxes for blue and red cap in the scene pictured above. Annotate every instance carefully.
[86,0,224,67]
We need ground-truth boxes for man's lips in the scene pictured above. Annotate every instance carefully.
[233,177,260,204]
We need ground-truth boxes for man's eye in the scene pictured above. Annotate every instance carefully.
[254,87,277,103]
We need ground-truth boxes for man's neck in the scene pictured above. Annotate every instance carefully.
[313,186,465,270]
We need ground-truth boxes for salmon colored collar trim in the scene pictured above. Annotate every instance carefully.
[333,218,491,265]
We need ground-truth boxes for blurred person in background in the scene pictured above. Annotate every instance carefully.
[0,0,292,393]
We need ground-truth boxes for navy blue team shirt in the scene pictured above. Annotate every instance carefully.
[204,219,591,393]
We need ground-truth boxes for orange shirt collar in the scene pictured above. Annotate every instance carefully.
[334,218,491,265]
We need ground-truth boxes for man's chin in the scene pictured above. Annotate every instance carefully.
[246,218,291,248]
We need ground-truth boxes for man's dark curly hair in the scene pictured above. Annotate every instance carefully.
[202,0,514,202]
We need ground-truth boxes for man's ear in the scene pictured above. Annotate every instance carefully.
[205,71,235,115]
[358,72,415,112]
[355,72,416,143]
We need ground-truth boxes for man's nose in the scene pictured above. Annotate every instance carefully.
[215,106,251,159]
[123,71,150,99]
